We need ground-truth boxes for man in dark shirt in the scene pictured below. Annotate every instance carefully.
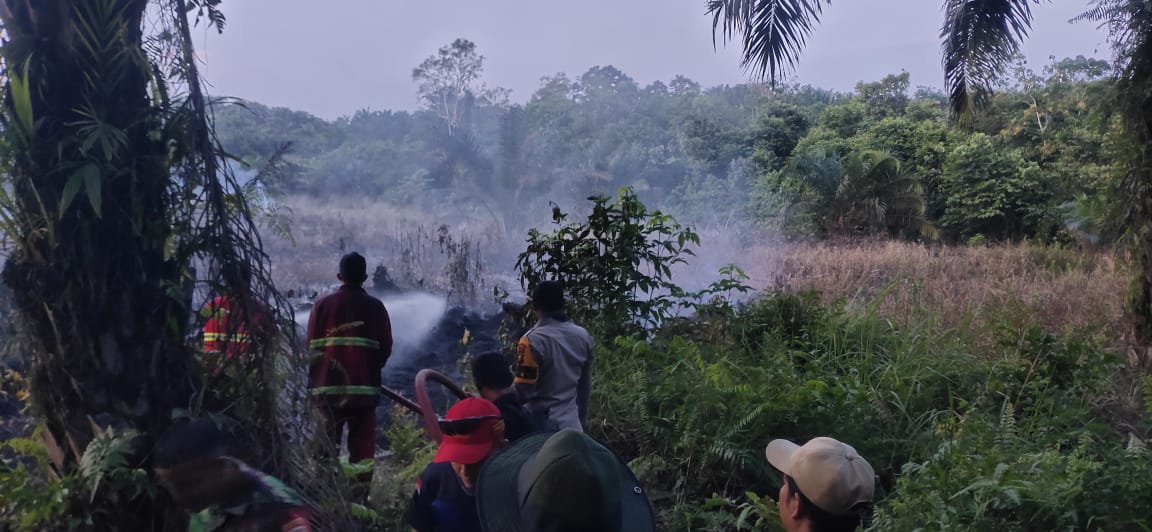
[408,398,504,532]
[471,352,545,442]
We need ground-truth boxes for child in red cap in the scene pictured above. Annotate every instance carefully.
[408,398,505,532]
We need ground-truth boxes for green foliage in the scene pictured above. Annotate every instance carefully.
[584,288,1147,531]
[1,426,158,531]
[665,162,752,228]
[855,72,911,120]
[371,408,437,530]
[704,0,1152,339]
[940,133,1052,240]
[737,58,1115,244]
[0,431,73,530]
[77,428,152,506]
[773,150,936,239]
[515,187,700,336]
[412,38,492,136]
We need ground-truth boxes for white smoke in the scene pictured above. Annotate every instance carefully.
[294,291,448,363]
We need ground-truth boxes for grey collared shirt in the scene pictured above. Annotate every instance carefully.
[513,315,594,431]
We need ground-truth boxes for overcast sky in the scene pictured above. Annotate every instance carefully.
[197,1,1110,119]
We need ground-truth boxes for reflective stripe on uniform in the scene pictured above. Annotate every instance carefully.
[204,332,250,342]
[309,385,381,396]
[309,336,380,349]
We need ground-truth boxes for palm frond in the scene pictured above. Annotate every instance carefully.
[707,0,831,82]
[787,149,841,197]
[941,0,1042,117]
[1071,0,1130,25]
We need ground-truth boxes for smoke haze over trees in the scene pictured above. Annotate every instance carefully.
[216,45,1118,246]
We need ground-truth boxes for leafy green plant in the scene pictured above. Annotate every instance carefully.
[0,430,73,530]
[77,428,153,505]
[0,426,160,531]
[736,491,780,531]
[370,407,437,530]
[514,187,700,336]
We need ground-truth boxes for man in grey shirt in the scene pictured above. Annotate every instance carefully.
[513,281,594,432]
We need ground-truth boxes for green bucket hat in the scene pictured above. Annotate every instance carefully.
[476,430,656,532]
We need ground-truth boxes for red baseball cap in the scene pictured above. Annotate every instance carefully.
[433,398,504,465]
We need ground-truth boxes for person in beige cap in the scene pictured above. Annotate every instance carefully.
[764,437,876,532]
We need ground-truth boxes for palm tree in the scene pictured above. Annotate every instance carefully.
[0,1,288,528]
[834,151,938,239]
[709,0,1152,343]
[786,150,937,239]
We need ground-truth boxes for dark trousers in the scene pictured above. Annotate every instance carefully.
[316,402,377,483]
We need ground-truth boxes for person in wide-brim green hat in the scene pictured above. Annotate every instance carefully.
[475,429,656,532]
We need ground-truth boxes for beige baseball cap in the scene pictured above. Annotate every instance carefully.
[764,437,875,515]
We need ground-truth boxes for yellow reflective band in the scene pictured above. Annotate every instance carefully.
[204,333,250,342]
[309,385,381,396]
[514,336,539,384]
[309,337,380,350]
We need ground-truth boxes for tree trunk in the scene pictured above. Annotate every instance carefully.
[1117,11,1152,359]
[1129,99,1152,353]
[1,0,193,528]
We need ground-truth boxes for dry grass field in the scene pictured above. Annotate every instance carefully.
[746,239,1128,338]
[268,197,1131,350]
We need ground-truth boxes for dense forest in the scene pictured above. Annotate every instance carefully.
[217,40,1116,245]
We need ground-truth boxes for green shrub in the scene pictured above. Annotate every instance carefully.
[584,291,1146,531]
[0,429,72,530]
[0,426,154,531]
[514,187,700,337]
[370,407,436,530]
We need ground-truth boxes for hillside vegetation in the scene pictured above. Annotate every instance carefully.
[220,50,1118,248]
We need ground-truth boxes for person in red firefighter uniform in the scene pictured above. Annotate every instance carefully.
[201,268,269,361]
[307,252,392,485]
[202,295,255,359]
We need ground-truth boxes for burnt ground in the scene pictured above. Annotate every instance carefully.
[378,302,527,431]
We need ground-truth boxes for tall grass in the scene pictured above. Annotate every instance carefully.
[729,238,1130,351]
[590,292,1150,531]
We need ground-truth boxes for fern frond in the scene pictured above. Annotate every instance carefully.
[78,428,141,503]
[997,401,1018,446]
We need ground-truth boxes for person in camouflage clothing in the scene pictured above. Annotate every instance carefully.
[153,419,312,532]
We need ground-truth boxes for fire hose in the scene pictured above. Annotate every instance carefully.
[381,368,470,443]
